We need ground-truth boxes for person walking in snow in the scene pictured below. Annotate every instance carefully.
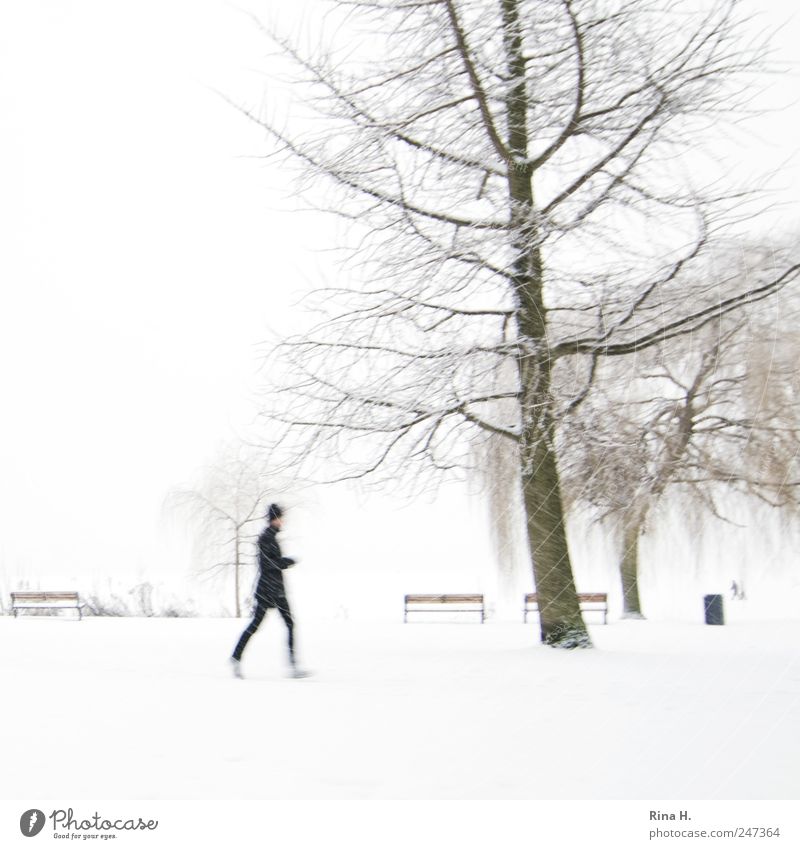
[230,503,307,678]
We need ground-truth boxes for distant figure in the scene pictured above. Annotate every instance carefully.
[230,504,308,679]
[730,580,746,601]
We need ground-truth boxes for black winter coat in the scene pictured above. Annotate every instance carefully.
[254,525,295,606]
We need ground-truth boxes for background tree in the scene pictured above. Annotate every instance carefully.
[166,446,276,617]
[239,0,799,646]
[561,244,800,617]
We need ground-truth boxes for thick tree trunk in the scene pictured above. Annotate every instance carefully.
[619,520,645,619]
[502,0,590,648]
[521,417,592,647]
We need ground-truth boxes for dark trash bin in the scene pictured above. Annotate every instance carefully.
[704,594,724,625]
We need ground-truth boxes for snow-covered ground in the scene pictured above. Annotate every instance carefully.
[2,615,798,800]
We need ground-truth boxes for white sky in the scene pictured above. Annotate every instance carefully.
[0,1,321,579]
[1,1,798,598]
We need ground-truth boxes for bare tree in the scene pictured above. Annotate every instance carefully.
[562,245,800,616]
[237,0,800,646]
[166,446,276,617]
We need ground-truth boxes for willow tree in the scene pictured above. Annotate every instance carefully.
[166,446,277,618]
[561,251,800,617]
[240,0,798,646]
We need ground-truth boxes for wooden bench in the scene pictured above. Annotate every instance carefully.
[404,594,485,623]
[523,592,608,624]
[11,591,86,620]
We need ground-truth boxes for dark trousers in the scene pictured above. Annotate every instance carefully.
[232,596,295,664]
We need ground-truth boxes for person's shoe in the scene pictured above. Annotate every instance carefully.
[230,657,244,679]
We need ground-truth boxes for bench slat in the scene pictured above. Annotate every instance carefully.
[524,592,608,624]
[11,592,81,601]
[524,593,607,604]
[405,594,483,604]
